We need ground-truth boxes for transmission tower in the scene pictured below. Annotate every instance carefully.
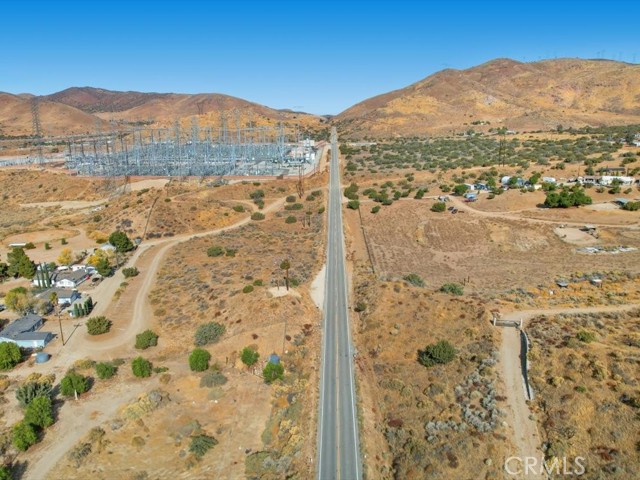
[31,97,43,163]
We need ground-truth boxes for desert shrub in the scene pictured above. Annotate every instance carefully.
[194,322,225,346]
[135,330,159,350]
[12,421,37,451]
[576,330,596,343]
[285,195,296,203]
[403,273,424,287]
[206,246,224,257]
[0,342,22,370]
[86,316,111,335]
[16,381,53,407]
[200,371,227,388]
[232,205,245,212]
[346,200,360,210]
[431,202,446,212]
[95,362,117,380]
[189,434,218,458]
[371,205,381,214]
[253,279,263,286]
[354,301,367,312]
[242,285,254,294]
[318,206,325,214]
[285,216,297,224]
[225,248,237,257]
[122,267,139,278]
[240,347,259,367]
[60,371,89,397]
[24,396,54,428]
[263,362,284,384]
[189,348,211,372]
[418,340,456,367]
[153,366,169,374]
[251,212,265,221]
[440,283,464,295]
[132,357,152,378]
[24,242,36,250]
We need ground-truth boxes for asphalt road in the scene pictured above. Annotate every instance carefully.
[317,127,362,480]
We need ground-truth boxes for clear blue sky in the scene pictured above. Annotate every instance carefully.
[1,0,638,114]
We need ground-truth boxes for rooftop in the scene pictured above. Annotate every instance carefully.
[0,314,43,339]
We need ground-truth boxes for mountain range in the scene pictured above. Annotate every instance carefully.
[1,58,639,138]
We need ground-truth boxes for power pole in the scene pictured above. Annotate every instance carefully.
[31,97,43,163]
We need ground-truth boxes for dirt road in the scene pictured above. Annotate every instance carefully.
[497,303,639,478]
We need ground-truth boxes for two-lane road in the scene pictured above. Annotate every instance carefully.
[317,127,362,479]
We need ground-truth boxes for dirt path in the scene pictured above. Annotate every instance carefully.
[497,303,639,478]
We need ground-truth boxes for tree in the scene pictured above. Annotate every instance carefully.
[95,362,117,379]
[24,396,54,429]
[529,173,541,185]
[418,340,456,367]
[12,421,37,451]
[86,316,111,335]
[346,200,360,210]
[4,287,34,315]
[108,231,134,253]
[0,262,8,281]
[131,356,152,377]
[189,348,211,372]
[57,248,73,266]
[431,202,446,212]
[95,255,111,277]
[189,434,218,458]
[280,259,291,291]
[6,247,35,279]
[194,322,225,346]
[60,371,89,397]
[135,330,159,349]
[0,465,12,480]
[263,362,284,384]
[453,184,469,196]
[240,347,259,368]
[0,342,22,370]
[16,381,53,408]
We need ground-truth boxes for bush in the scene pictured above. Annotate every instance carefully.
[225,248,237,257]
[0,342,22,370]
[16,381,53,407]
[95,362,117,379]
[189,348,211,372]
[263,362,284,384]
[24,396,54,428]
[12,421,37,451]
[200,371,228,388]
[60,371,89,397]
[86,316,111,335]
[0,466,12,480]
[131,357,152,378]
[189,434,218,458]
[431,202,446,212]
[440,283,464,295]
[240,347,259,367]
[403,273,424,287]
[251,212,265,221]
[232,205,245,212]
[285,216,297,224]
[242,285,254,294]
[194,322,225,346]
[285,195,296,203]
[347,200,360,210]
[135,330,159,349]
[207,246,225,257]
[371,205,381,214]
[122,267,139,278]
[576,330,596,343]
[418,340,456,367]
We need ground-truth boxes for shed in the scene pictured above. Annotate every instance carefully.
[555,280,569,288]
[268,354,281,365]
[614,198,629,206]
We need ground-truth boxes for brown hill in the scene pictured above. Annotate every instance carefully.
[335,58,640,137]
[0,92,106,137]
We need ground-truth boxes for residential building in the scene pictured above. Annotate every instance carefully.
[0,314,53,349]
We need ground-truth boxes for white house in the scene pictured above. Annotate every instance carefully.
[54,269,90,289]
[37,288,80,306]
[0,314,53,349]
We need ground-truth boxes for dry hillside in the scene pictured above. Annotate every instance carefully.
[336,58,640,137]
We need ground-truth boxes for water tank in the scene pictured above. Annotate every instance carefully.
[35,352,50,363]
[268,354,280,365]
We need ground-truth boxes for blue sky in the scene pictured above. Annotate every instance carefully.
[1,0,638,114]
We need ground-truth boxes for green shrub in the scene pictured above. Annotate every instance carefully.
[12,421,37,451]
[61,238,68,245]
[86,316,111,335]
[225,248,237,257]
[242,285,254,294]
[240,347,259,367]
[0,465,12,480]
[200,371,228,388]
[131,357,152,378]
[95,362,117,379]
[122,267,139,278]
[371,205,381,214]
[251,212,265,221]
[253,279,263,286]
[285,216,297,224]
[318,206,325,214]
[15,381,53,407]
[60,371,89,396]
[576,330,596,343]
[189,348,211,372]
[189,434,218,458]
[347,200,360,210]
[24,396,54,428]
[263,362,284,384]
[403,273,424,287]
[232,205,245,212]
[0,342,22,370]
[44,242,51,250]
[206,246,224,257]
[431,202,446,212]
[135,330,159,350]
[285,195,296,203]
[418,340,456,367]
[194,322,226,346]
[439,283,464,295]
